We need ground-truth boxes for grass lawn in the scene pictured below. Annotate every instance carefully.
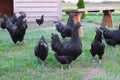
[0,14,120,80]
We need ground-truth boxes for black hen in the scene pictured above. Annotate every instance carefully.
[0,13,6,29]
[54,13,75,38]
[100,27,120,46]
[3,13,27,45]
[10,13,18,24]
[51,19,82,70]
[0,19,6,29]
[34,36,48,67]
[36,15,44,26]
[0,13,18,29]
[90,28,105,66]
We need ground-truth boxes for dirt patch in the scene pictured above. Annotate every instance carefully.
[84,66,106,80]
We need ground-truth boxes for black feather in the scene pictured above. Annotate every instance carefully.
[54,13,81,38]
[34,36,49,61]
[90,28,105,60]
[51,14,82,68]
[36,15,44,26]
[3,14,27,44]
[100,27,120,46]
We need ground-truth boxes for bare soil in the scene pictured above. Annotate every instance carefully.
[84,66,106,80]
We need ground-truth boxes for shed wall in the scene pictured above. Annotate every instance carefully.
[0,0,13,16]
[14,0,62,21]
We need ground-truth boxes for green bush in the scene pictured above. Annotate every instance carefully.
[77,0,86,19]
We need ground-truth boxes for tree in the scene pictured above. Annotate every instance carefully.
[62,0,65,3]
[77,0,85,19]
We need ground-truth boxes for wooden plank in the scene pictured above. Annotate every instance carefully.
[16,3,58,7]
[64,8,115,28]
[101,10,113,27]
[87,10,99,12]
[18,13,58,17]
[16,0,57,1]
[15,0,57,3]
[107,11,113,27]
[101,15,108,27]
[14,7,58,14]
[14,0,61,21]
[26,17,59,22]
[63,8,114,13]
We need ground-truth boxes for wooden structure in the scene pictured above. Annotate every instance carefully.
[0,0,13,16]
[0,0,62,21]
[63,8,115,35]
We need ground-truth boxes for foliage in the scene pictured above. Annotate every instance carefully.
[77,0,86,19]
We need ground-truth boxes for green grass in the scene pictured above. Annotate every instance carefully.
[0,15,120,80]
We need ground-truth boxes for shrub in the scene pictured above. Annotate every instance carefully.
[77,0,86,19]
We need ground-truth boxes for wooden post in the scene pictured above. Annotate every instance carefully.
[66,12,83,35]
[101,10,113,27]
[74,13,83,35]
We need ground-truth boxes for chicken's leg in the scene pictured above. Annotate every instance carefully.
[61,65,64,71]
[14,43,18,47]
[98,59,102,67]
[42,61,44,68]
[68,64,71,70]
[37,58,40,64]
[21,40,24,45]
[92,57,96,62]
